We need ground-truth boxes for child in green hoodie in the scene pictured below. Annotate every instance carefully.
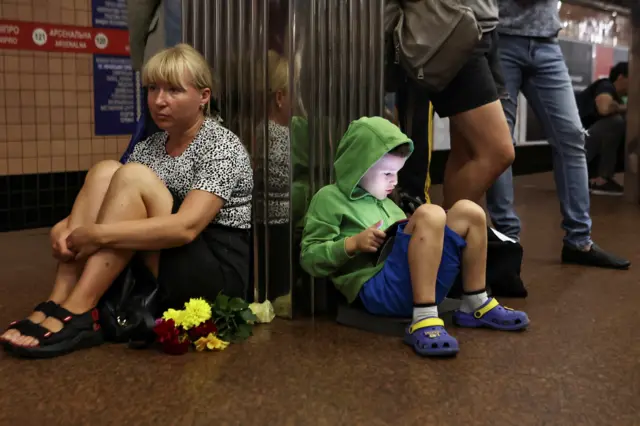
[300,117,529,357]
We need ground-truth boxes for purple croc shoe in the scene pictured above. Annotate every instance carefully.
[453,298,529,331]
[404,317,459,357]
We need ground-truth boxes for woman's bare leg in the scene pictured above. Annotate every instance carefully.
[16,163,173,347]
[1,160,121,343]
[49,160,123,301]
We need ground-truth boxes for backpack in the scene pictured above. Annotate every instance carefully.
[384,0,482,93]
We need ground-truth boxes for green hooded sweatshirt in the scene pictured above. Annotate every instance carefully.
[300,117,414,303]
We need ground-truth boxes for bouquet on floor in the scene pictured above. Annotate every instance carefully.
[152,294,258,355]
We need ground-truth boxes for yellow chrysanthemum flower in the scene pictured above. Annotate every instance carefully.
[162,308,184,326]
[180,298,212,330]
[194,333,229,352]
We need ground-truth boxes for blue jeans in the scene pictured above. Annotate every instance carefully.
[486,35,592,248]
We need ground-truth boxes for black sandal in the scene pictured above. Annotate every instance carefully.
[1,301,60,344]
[6,306,104,359]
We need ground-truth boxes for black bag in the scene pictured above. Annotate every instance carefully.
[98,257,163,347]
[485,227,527,298]
[449,227,528,299]
[384,0,482,93]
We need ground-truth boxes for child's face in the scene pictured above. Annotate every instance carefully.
[359,154,406,200]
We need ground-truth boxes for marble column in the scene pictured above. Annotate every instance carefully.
[624,3,640,203]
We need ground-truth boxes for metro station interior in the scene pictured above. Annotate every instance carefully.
[0,0,639,424]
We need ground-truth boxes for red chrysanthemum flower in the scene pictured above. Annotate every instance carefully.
[187,320,218,341]
[162,335,191,355]
[153,319,179,343]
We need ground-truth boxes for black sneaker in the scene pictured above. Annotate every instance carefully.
[589,179,623,196]
[562,243,630,270]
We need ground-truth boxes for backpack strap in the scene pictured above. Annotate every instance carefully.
[424,101,434,204]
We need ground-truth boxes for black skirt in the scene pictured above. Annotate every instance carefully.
[156,224,251,309]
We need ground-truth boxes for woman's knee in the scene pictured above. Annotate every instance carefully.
[109,163,173,210]
[85,160,122,185]
[448,200,486,227]
[412,204,447,229]
[110,162,164,188]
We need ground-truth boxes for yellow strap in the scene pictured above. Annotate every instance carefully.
[473,298,499,319]
[423,102,434,204]
[409,317,444,334]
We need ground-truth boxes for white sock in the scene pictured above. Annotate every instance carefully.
[460,291,489,313]
[412,305,438,324]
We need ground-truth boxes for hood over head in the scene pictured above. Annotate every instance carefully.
[334,117,413,199]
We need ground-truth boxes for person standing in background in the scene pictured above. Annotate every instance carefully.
[128,0,181,74]
[123,0,184,162]
[397,0,515,211]
[485,0,630,269]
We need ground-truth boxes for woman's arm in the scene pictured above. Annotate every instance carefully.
[51,216,70,240]
[93,190,224,251]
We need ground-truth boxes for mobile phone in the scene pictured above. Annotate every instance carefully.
[375,219,409,265]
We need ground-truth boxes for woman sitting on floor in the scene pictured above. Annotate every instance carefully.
[1,44,253,358]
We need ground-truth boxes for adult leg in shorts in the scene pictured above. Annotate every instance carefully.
[430,31,514,209]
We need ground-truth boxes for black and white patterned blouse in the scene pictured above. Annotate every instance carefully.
[254,120,290,225]
[127,117,253,229]
[267,120,290,224]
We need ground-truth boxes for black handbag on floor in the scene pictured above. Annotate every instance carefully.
[98,257,163,347]
[485,227,527,298]
[449,227,528,299]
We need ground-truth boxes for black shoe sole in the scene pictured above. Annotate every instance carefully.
[562,258,631,270]
[589,189,623,196]
[4,330,104,359]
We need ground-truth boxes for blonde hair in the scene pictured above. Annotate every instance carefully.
[142,43,215,116]
[267,50,289,96]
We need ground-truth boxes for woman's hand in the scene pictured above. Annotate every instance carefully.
[50,218,75,262]
[53,229,76,262]
[66,226,101,260]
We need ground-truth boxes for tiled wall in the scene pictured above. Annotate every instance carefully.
[0,0,133,230]
[0,0,132,176]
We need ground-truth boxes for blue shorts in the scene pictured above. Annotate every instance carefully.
[358,223,467,317]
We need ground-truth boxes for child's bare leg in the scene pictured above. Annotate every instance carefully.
[403,204,459,357]
[447,200,530,331]
[445,199,489,311]
[403,204,446,308]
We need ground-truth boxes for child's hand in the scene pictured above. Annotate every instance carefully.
[345,221,386,255]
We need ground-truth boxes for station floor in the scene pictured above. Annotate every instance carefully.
[0,172,638,426]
